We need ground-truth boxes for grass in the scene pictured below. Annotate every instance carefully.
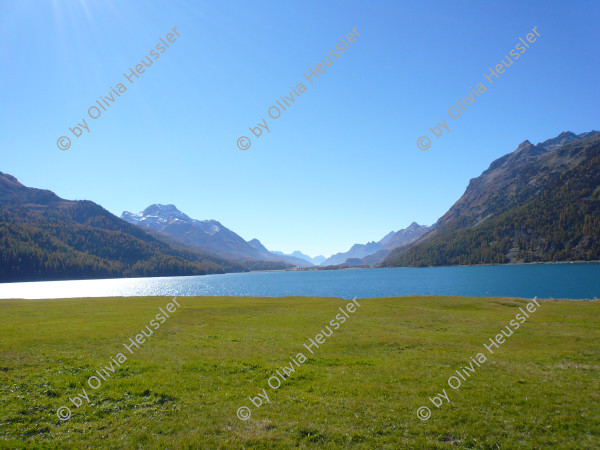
[0,295,599,448]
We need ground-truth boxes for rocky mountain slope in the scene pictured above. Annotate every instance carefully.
[272,250,326,265]
[122,205,312,267]
[321,222,430,266]
[0,173,286,282]
[383,131,600,266]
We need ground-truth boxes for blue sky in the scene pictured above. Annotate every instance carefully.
[1,0,598,257]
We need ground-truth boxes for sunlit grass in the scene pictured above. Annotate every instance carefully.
[0,296,599,448]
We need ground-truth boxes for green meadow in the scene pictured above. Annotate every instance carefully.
[0,296,599,449]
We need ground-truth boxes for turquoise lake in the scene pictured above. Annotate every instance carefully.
[0,263,598,299]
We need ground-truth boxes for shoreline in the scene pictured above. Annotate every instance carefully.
[285,259,600,272]
[1,260,598,285]
[1,295,599,302]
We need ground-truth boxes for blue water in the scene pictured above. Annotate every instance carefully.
[0,263,598,300]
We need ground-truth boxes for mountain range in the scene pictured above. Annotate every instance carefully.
[1,129,598,282]
[320,222,431,266]
[0,174,289,282]
[122,204,313,267]
[272,251,326,266]
[383,131,600,266]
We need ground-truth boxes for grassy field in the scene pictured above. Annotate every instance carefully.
[0,296,599,449]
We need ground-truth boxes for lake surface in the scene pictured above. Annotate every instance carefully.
[0,263,598,300]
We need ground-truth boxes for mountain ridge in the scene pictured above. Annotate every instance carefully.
[321,222,430,266]
[383,130,600,267]
[121,205,313,267]
[0,174,290,282]
[272,250,326,265]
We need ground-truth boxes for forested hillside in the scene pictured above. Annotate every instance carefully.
[0,173,288,282]
[383,132,600,267]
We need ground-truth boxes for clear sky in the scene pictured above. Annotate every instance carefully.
[1,0,598,257]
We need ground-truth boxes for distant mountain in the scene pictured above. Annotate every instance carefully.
[383,131,600,267]
[382,222,432,249]
[321,222,430,266]
[248,239,313,267]
[122,205,313,267]
[272,250,326,265]
[362,222,434,265]
[0,173,284,283]
[248,238,270,253]
[321,241,382,266]
[122,204,253,260]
